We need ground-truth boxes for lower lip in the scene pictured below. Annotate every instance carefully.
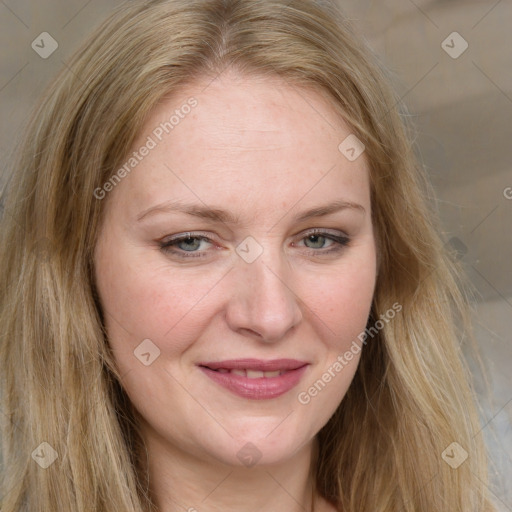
[199,365,309,400]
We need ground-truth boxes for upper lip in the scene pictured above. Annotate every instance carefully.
[198,359,308,372]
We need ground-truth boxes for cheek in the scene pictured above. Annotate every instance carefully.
[299,250,376,349]
[95,241,222,364]
[294,256,375,424]
[95,226,376,370]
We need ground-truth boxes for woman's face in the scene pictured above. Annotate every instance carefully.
[94,70,377,467]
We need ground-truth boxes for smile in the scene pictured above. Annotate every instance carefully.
[213,368,284,378]
[197,359,309,400]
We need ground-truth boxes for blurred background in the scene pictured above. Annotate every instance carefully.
[0,0,510,509]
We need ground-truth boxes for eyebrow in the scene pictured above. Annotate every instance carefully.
[136,198,365,223]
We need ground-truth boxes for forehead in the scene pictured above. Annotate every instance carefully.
[109,70,370,219]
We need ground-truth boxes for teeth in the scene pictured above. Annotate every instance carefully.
[215,369,284,378]
[246,370,264,379]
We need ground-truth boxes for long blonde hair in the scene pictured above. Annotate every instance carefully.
[0,1,495,510]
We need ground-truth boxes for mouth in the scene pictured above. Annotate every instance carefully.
[197,359,309,400]
[205,368,286,378]
[199,358,308,372]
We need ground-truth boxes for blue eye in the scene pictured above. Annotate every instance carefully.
[303,234,335,249]
[297,230,350,255]
[174,236,207,252]
[159,230,350,259]
[160,233,213,258]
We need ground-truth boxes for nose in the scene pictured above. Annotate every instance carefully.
[225,254,303,343]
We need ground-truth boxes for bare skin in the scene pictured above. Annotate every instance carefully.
[94,69,375,512]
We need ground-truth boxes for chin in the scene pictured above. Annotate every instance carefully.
[194,417,316,469]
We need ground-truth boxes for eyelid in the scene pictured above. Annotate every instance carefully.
[159,228,350,259]
[293,228,350,253]
[159,228,348,245]
[158,231,220,247]
[159,232,217,259]
[298,227,348,238]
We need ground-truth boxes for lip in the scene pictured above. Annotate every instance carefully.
[199,358,308,372]
[198,359,309,400]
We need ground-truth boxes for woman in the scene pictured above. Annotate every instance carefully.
[0,0,496,510]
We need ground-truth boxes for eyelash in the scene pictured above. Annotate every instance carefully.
[159,229,350,259]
